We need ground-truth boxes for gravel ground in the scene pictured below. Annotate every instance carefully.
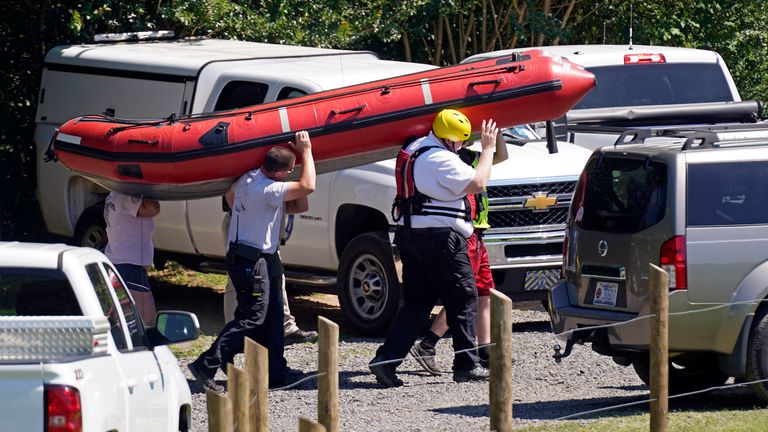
[178,304,661,431]
[174,297,760,431]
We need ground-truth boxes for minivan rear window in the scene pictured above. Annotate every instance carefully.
[578,156,667,232]
[574,63,733,109]
[688,161,768,226]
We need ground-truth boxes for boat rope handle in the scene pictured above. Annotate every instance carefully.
[127,139,159,145]
[330,103,366,116]
[469,79,502,87]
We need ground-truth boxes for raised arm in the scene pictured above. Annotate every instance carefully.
[286,197,309,214]
[463,119,499,195]
[284,130,316,202]
[493,129,508,165]
[137,199,160,218]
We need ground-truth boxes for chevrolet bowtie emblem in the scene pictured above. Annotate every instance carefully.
[524,194,558,211]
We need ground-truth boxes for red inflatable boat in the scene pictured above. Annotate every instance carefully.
[52,49,595,200]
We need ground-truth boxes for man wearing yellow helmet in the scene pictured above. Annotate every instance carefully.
[409,126,508,375]
[370,109,498,387]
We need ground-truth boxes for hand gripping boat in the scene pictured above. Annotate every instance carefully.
[51,49,595,200]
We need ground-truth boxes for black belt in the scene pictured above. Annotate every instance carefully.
[227,242,274,262]
[405,227,454,234]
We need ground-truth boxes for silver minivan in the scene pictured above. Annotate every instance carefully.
[549,124,768,400]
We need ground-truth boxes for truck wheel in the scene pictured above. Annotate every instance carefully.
[73,206,107,251]
[631,354,727,394]
[745,306,768,402]
[338,232,400,335]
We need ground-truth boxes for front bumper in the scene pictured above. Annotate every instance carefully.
[483,228,564,300]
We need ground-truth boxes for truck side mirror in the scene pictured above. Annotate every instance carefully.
[147,311,200,347]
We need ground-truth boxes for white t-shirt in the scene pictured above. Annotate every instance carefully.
[227,169,288,254]
[401,132,476,238]
[104,192,155,266]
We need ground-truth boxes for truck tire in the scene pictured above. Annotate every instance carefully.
[338,232,400,335]
[745,306,768,402]
[631,354,727,394]
[73,206,107,251]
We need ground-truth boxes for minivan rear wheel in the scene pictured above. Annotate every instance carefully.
[632,354,727,394]
[745,307,768,403]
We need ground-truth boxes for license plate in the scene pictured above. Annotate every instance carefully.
[593,281,619,307]
[523,269,561,291]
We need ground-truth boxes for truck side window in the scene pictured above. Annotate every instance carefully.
[277,86,308,101]
[104,264,149,350]
[86,263,128,351]
[0,268,81,316]
[214,81,268,111]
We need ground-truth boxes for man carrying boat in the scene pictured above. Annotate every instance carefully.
[369,109,496,387]
[189,131,316,392]
[103,191,160,326]
[410,126,508,374]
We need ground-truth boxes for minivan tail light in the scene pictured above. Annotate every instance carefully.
[624,53,666,64]
[45,385,82,432]
[659,235,686,290]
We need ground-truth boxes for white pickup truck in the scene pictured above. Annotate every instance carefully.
[34,37,591,334]
[465,44,749,149]
[0,241,199,431]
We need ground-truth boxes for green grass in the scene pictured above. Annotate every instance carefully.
[517,409,768,431]
[149,261,227,291]
[169,334,217,358]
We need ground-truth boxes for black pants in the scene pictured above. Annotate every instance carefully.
[376,227,479,371]
[192,252,287,386]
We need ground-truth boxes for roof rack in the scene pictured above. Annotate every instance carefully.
[93,30,175,43]
[611,121,768,150]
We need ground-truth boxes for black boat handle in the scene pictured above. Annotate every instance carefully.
[469,79,502,87]
[331,103,366,116]
[127,139,159,145]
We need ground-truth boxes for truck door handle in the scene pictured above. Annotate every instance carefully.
[145,374,159,384]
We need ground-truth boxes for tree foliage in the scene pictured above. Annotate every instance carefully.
[2,0,768,239]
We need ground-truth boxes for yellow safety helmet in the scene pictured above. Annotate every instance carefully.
[432,109,471,142]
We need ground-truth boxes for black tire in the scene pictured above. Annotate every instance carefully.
[337,232,400,335]
[745,306,768,403]
[632,353,728,394]
[73,206,107,251]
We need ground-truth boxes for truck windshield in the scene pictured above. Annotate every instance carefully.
[578,156,667,232]
[0,268,82,316]
[574,63,734,109]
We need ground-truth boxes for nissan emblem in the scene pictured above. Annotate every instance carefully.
[598,240,608,257]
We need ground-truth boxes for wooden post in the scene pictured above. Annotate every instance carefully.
[489,289,513,432]
[228,363,250,432]
[206,390,232,432]
[245,337,269,432]
[298,417,327,432]
[317,316,339,432]
[649,263,669,432]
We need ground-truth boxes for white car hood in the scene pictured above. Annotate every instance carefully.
[490,141,591,182]
[365,141,591,182]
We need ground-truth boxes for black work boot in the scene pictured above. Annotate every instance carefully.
[188,361,225,393]
[368,355,404,388]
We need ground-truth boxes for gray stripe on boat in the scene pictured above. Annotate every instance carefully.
[279,107,291,132]
[420,79,433,105]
